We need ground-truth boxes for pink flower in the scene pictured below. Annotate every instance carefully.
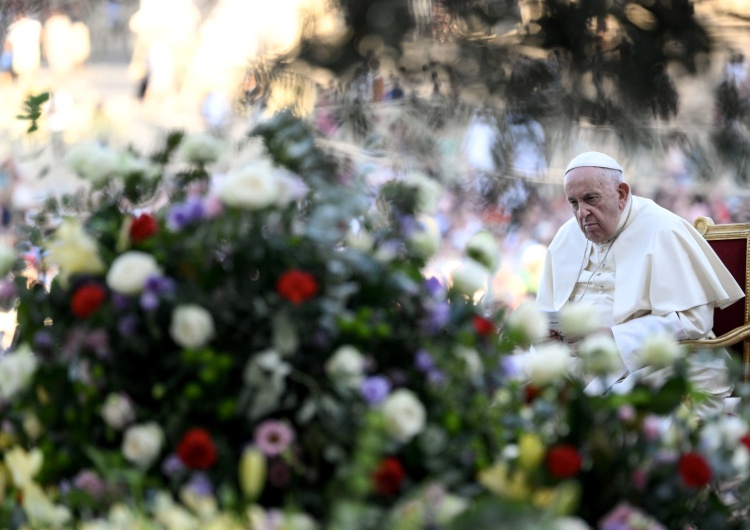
[631,468,647,491]
[617,405,636,423]
[642,415,662,441]
[599,502,666,530]
[202,195,224,219]
[253,420,295,456]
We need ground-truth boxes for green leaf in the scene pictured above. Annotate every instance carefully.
[16,91,50,134]
[648,377,688,415]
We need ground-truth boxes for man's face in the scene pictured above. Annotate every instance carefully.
[564,167,630,243]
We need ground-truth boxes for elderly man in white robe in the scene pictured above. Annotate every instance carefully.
[535,151,744,418]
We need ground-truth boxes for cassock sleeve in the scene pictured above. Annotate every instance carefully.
[611,303,714,374]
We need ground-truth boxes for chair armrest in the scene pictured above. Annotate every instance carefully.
[681,323,750,350]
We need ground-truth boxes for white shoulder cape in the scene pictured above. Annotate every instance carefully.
[536,196,744,324]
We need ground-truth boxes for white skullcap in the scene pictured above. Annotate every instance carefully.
[564,151,623,174]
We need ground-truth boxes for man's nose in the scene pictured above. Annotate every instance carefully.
[577,206,589,220]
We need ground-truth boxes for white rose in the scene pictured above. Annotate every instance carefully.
[106,251,162,295]
[381,389,426,443]
[719,415,749,444]
[408,215,441,259]
[560,302,603,338]
[700,423,723,452]
[403,171,443,214]
[640,333,681,367]
[116,153,159,180]
[345,228,374,252]
[122,422,164,469]
[578,333,622,375]
[325,345,365,387]
[523,342,572,386]
[4,446,43,488]
[44,218,106,282]
[451,258,488,297]
[732,446,750,478]
[436,494,469,524]
[179,133,224,165]
[465,230,499,272]
[0,344,38,400]
[507,302,548,344]
[0,242,16,276]
[101,393,136,430]
[169,304,216,349]
[218,161,279,210]
[457,345,483,380]
[64,142,120,183]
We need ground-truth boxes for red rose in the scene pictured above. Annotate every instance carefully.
[276,270,319,304]
[546,445,583,478]
[473,315,495,336]
[71,284,107,319]
[176,428,218,470]
[679,452,712,488]
[372,457,405,496]
[130,214,159,243]
[524,385,542,404]
[741,434,750,453]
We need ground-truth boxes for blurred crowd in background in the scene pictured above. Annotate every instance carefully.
[0,0,750,313]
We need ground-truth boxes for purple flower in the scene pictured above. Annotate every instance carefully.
[85,329,111,359]
[499,356,520,378]
[253,420,295,456]
[185,471,213,496]
[140,290,160,311]
[414,349,435,372]
[167,199,205,231]
[398,214,417,235]
[140,275,176,311]
[360,376,391,405]
[112,293,131,311]
[424,301,451,334]
[117,315,138,337]
[427,369,446,385]
[145,275,176,294]
[423,276,444,298]
[33,331,53,351]
[72,470,105,498]
[161,453,186,477]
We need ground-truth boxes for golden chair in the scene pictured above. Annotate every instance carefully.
[682,216,750,382]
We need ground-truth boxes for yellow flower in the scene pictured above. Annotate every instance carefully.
[477,462,531,501]
[202,514,246,530]
[239,447,266,500]
[43,218,105,284]
[532,487,557,508]
[518,432,546,471]
[179,485,217,519]
[22,412,43,441]
[22,481,71,528]
[4,446,42,488]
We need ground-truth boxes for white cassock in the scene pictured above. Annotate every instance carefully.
[535,195,745,417]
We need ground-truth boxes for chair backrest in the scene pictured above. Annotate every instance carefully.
[693,216,750,380]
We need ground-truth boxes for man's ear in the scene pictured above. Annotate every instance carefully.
[617,182,630,204]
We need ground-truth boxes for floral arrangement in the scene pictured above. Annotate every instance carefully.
[0,110,749,530]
